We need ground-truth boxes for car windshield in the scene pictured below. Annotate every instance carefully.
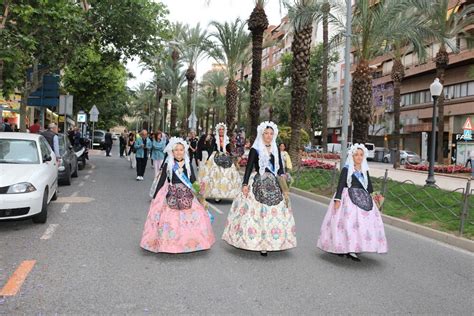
[0,139,40,164]
[365,144,374,150]
[94,132,104,137]
[406,151,417,155]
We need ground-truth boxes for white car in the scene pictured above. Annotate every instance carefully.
[0,133,58,223]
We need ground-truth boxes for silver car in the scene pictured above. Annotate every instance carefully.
[384,150,421,165]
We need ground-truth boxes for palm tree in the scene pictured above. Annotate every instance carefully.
[285,0,324,165]
[385,3,437,168]
[348,0,422,144]
[178,23,208,131]
[248,0,269,140]
[208,19,251,135]
[418,0,474,163]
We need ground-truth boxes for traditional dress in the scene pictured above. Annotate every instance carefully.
[317,144,388,256]
[198,123,241,200]
[222,121,297,252]
[140,137,215,254]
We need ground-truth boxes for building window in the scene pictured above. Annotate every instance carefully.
[468,82,474,96]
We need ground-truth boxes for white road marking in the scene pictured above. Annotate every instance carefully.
[84,175,90,180]
[87,170,93,174]
[208,203,223,215]
[71,191,79,197]
[40,224,59,240]
[78,182,84,187]
[61,204,71,213]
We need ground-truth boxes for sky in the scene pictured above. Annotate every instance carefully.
[126,0,287,90]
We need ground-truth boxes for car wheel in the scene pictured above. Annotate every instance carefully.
[72,162,78,177]
[62,166,72,186]
[383,158,388,163]
[32,189,48,224]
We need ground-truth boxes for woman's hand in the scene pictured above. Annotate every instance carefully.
[334,200,341,210]
[242,185,249,197]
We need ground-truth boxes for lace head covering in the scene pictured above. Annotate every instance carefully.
[252,121,280,176]
[164,137,191,179]
[214,122,229,152]
[346,143,369,189]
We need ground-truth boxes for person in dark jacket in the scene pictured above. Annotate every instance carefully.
[104,129,113,157]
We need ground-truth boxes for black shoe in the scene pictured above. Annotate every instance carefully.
[260,251,268,257]
[346,253,361,262]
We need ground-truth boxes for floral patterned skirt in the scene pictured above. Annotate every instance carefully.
[317,188,388,254]
[222,172,297,252]
[140,182,215,254]
[198,152,241,199]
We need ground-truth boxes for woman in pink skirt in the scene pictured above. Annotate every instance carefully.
[317,143,387,262]
[140,137,215,254]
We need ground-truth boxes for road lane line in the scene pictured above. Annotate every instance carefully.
[61,203,71,213]
[40,224,59,240]
[0,260,36,296]
[208,203,223,215]
[71,191,79,197]
[84,175,90,180]
[78,181,84,187]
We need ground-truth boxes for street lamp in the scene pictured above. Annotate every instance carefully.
[425,78,443,187]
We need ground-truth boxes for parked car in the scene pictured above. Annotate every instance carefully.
[0,133,58,223]
[384,150,421,165]
[112,133,120,140]
[304,145,323,153]
[327,143,342,154]
[57,133,79,185]
[92,130,106,149]
[365,143,375,160]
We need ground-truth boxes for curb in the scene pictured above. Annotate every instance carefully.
[290,187,474,253]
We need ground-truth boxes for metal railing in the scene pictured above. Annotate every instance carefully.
[293,167,473,237]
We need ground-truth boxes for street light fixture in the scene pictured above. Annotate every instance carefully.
[425,78,443,187]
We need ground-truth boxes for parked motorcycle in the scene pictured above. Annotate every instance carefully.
[75,138,90,170]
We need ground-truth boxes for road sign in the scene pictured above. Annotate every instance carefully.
[77,111,87,123]
[89,105,100,116]
[27,73,60,108]
[462,117,473,130]
[90,113,99,122]
[59,95,73,116]
[463,129,472,141]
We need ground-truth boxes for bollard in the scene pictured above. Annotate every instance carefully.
[459,179,471,236]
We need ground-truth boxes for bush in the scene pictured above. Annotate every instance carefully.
[405,163,472,174]
[278,126,309,149]
[300,158,336,170]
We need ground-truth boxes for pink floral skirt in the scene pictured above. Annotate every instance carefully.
[317,188,388,254]
[140,183,215,254]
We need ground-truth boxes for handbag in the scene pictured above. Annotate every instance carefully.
[348,187,373,211]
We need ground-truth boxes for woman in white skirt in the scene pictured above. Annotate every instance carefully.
[222,121,297,256]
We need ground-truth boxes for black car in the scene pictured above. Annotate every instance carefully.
[92,130,106,149]
[58,133,79,185]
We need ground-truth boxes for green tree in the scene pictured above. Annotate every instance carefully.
[208,19,251,135]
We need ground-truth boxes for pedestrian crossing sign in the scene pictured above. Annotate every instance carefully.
[462,117,472,130]
[463,129,472,140]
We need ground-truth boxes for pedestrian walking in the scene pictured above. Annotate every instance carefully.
[188,131,199,168]
[317,143,388,262]
[151,130,166,178]
[134,129,152,181]
[222,121,296,256]
[128,132,136,169]
[104,129,113,157]
[279,143,293,172]
[41,123,60,159]
[2,118,13,132]
[198,123,241,201]
[140,137,215,254]
[196,133,207,167]
[119,129,127,158]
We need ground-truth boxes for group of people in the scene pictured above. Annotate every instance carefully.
[140,121,388,261]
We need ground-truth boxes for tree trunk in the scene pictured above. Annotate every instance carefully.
[238,61,245,125]
[154,87,162,132]
[225,79,238,136]
[170,99,177,135]
[391,58,405,169]
[185,66,196,131]
[321,1,330,152]
[350,60,372,144]
[289,24,313,166]
[163,98,168,132]
[248,4,269,140]
[205,107,210,133]
[435,46,448,164]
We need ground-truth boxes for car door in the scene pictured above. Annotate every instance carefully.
[39,138,57,199]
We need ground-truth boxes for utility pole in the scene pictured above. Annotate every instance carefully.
[340,0,352,169]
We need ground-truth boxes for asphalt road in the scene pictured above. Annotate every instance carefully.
[1,148,473,315]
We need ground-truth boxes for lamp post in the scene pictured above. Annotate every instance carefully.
[425,78,443,187]
[340,0,352,168]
